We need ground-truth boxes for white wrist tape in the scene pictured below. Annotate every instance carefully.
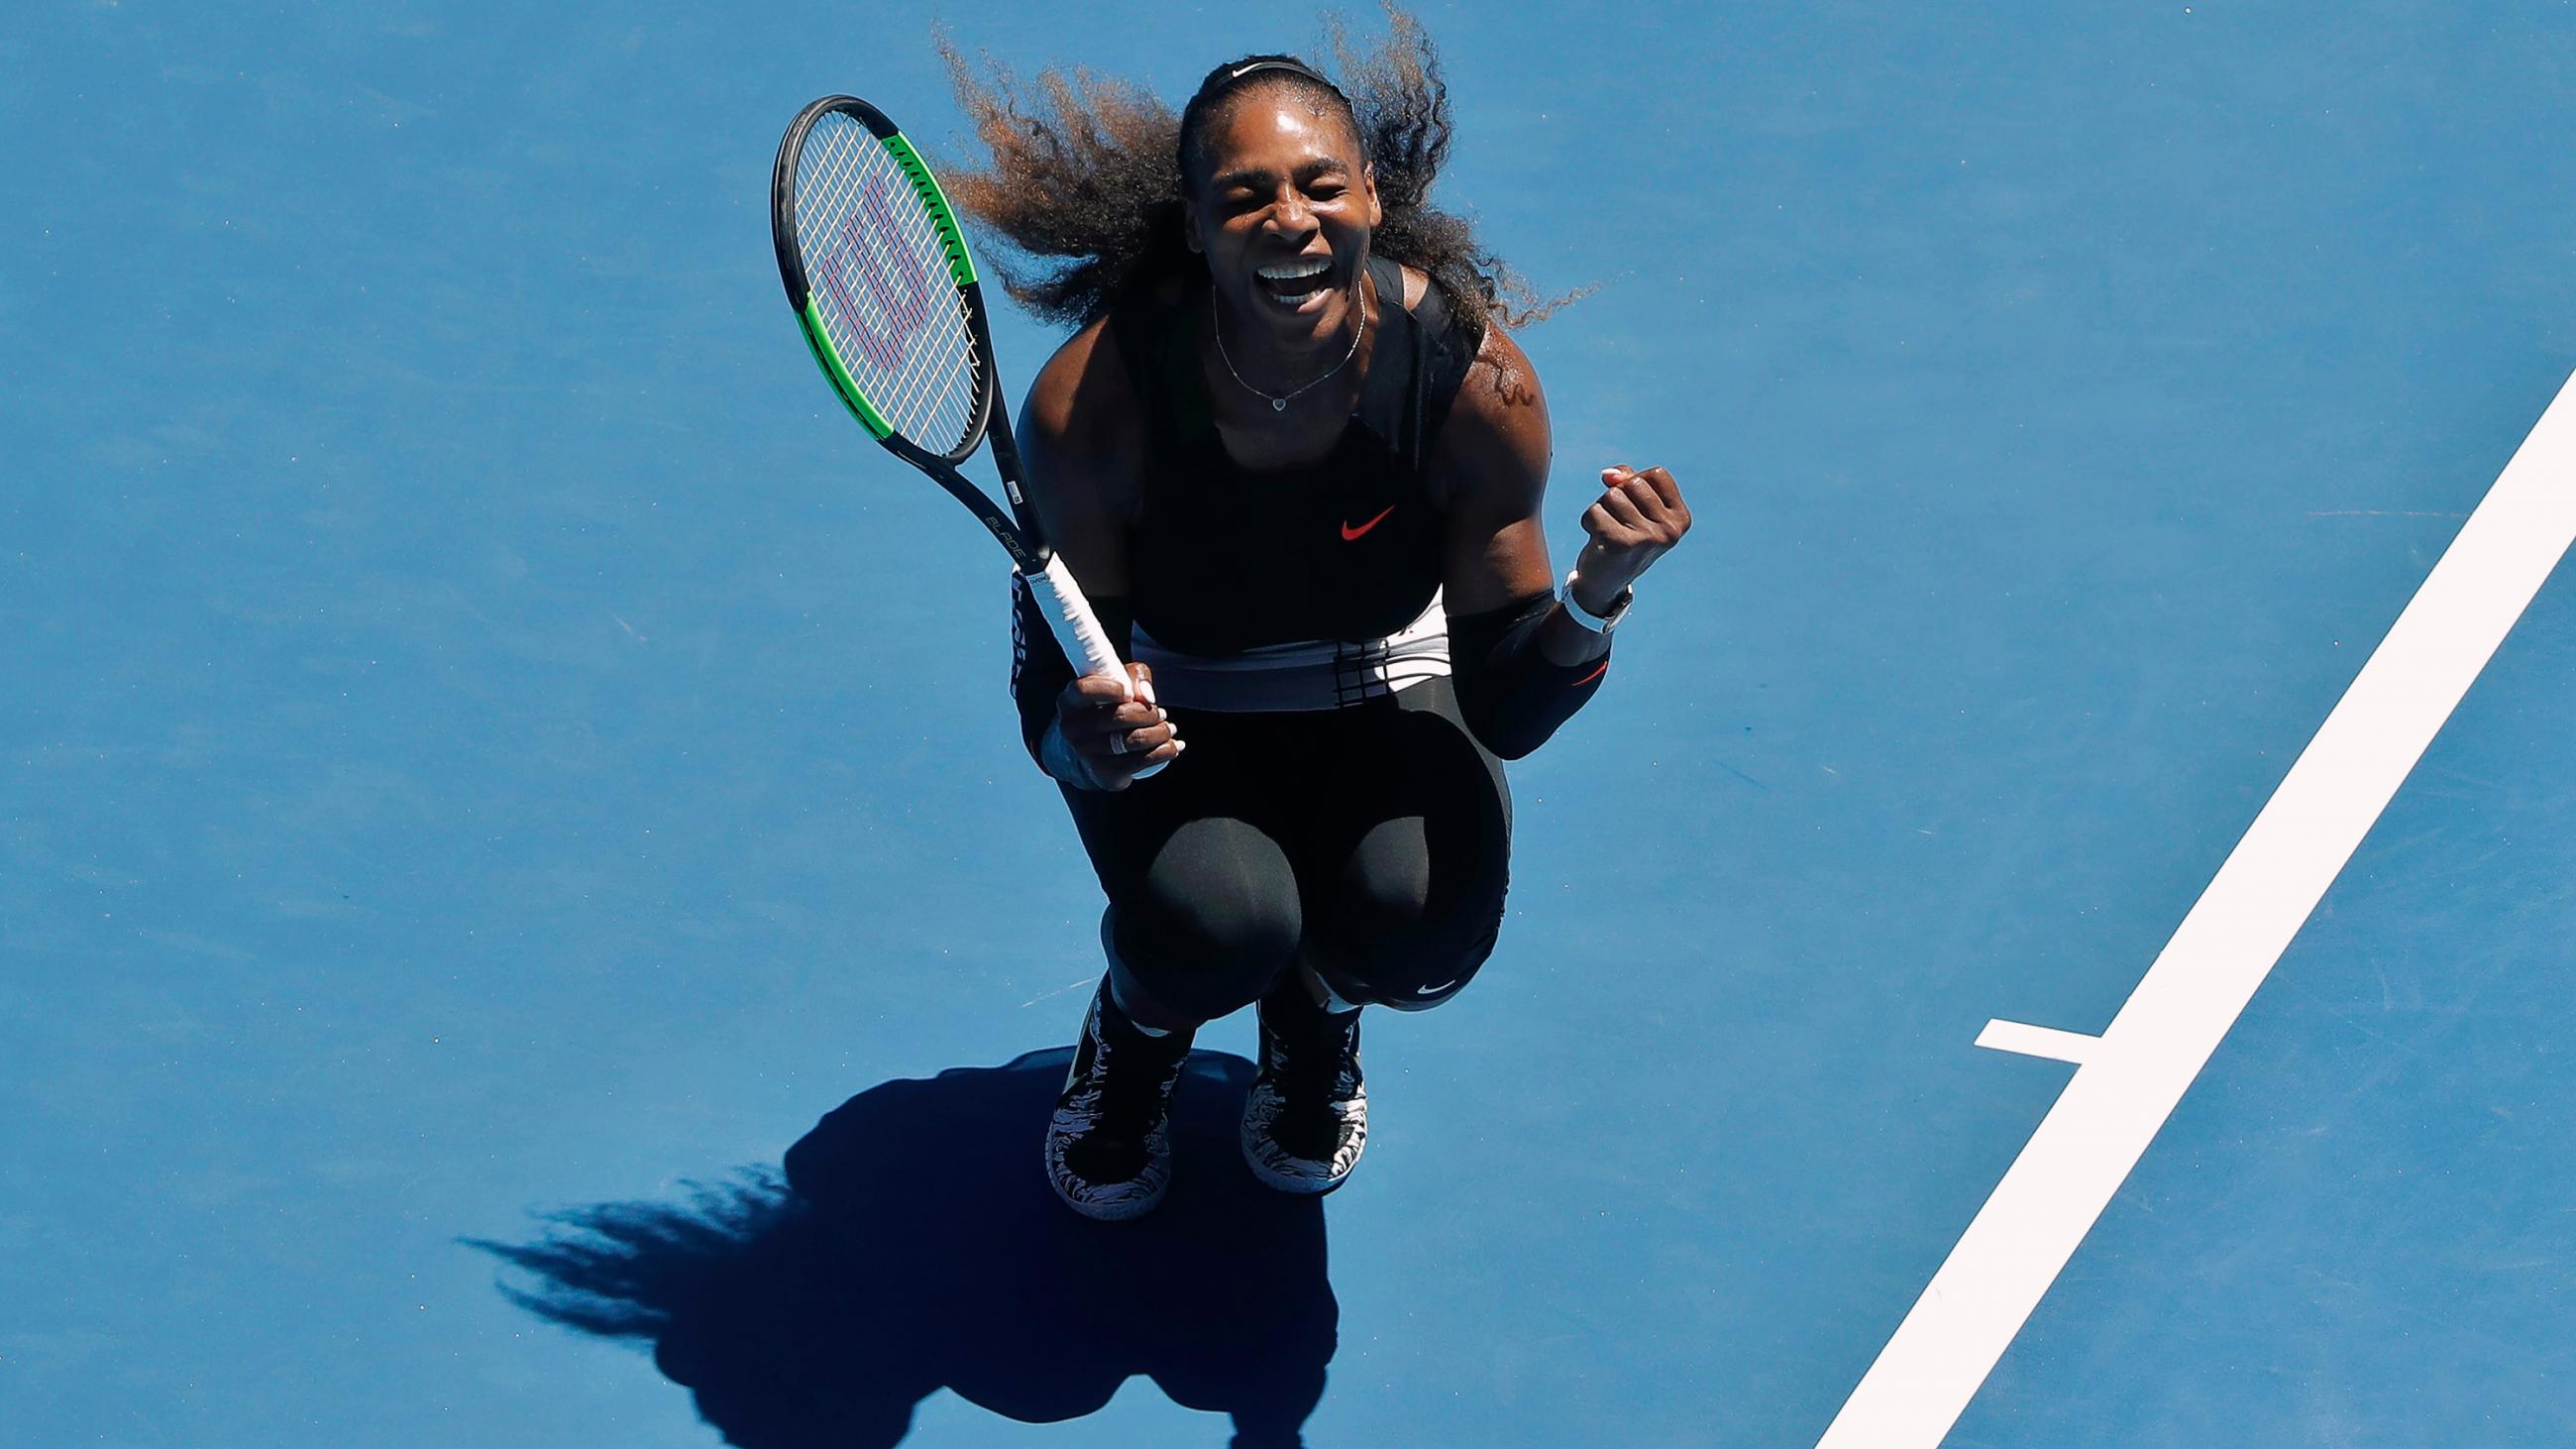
[1039,717,1111,791]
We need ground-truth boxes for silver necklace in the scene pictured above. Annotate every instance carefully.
[1212,282,1366,412]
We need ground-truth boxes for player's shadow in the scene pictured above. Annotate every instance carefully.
[474,1049,1333,1448]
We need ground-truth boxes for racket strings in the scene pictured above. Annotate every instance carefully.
[796,113,985,454]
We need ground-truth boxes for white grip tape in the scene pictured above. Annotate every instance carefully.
[1029,553,1129,692]
[1025,553,1166,781]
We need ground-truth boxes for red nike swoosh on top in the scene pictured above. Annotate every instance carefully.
[1340,505,1396,541]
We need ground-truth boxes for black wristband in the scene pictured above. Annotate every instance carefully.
[1449,589,1611,760]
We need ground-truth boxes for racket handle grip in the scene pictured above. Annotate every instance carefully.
[1027,553,1128,688]
[1025,553,1168,780]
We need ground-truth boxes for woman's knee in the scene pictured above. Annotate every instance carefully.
[1312,805,1506,1008]
[1314,888,1504,1011]
[1108,839,1303,1020]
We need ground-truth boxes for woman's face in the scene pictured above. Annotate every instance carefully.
[1186,89,1380,354]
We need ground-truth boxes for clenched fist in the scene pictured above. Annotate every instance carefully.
[1044,661,1185,791]
[1569,465,1690,613]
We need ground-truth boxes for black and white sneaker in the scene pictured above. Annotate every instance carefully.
[1045,980,1194,1221]
[1240,983,1367,1195]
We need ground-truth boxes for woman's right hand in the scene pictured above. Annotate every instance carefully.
[1047,662,1184,790]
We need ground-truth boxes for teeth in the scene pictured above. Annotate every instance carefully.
[1256,258,1333,282]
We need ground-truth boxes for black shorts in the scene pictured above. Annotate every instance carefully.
[1062,677,1512,1019]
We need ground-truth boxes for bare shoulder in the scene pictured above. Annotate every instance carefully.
[1021,315,1140,459]
[1019,312,1145,523]
[1430,317,1552,514]
[1393,261,1432,311]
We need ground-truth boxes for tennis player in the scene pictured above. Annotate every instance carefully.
[945,20,1692,1219]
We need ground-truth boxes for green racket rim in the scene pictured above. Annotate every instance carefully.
[877,133,978,289]
[772,93,1005,466]
[797,297,895,439]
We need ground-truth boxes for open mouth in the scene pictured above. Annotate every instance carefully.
[1253,255,1337,308]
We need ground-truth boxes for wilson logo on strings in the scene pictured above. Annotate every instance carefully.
[813,170,938,373]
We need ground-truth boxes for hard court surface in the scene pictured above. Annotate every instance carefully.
[6,3,2573,1445]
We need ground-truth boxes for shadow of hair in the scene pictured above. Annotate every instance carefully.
[471,1049,1335,1448]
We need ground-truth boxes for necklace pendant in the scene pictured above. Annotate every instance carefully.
[1272,396,1288,412]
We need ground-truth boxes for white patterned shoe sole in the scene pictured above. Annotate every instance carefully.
[1239,1079,1367,1194]
[1045,1104,1171,1221]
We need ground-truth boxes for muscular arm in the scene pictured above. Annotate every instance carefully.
[1009,316,1181,784]
[1434,329,1612,667]
[1431,325,1613,759]
[1018,316,1144,595]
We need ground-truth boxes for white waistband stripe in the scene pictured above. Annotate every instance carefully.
[1131,592,1451,712]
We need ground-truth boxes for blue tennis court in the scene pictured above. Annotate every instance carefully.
[8,4,2573,1445]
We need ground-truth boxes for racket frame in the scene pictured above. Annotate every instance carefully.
[771,93,1143,715]
[772,95,1042,573]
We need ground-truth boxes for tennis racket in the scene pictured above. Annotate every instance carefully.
[769,93,1136,705]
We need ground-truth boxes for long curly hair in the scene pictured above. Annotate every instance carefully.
[933,7,1569,337]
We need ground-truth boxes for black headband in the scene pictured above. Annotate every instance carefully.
[1217,57,1343,99]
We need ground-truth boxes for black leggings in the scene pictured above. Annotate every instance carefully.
[1063,678,1512,1022]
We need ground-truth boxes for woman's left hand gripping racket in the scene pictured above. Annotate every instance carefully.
[770,94,1158,767]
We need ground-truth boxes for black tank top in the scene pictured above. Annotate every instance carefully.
[1108,256,1481,656]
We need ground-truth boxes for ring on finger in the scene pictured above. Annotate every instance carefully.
[1108,731,1128,756]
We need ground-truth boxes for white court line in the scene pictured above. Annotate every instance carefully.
[1974,1019,2101,1065]
[1820,366,2576,1449]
